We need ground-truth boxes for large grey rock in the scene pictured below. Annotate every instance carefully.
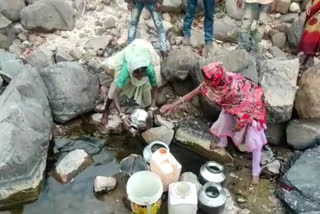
[259,58,300,124]
[162,0,183,12]
[0,50,25,82]
[190,30,205,49]
[225,0,245,20]
[84,35,113,52]
[295,63,320,119]
[214,16,240,43]
[55,47,73,62]
[278,145,320,213]
[287,119,320,149]
[0,0,25,22]
[286,13,306,48]
[0,14,16,50]
[20,0,76,32]
[272,32,287,49]
[0,68,52,209]
[161,46,197,82]
[266,123,286,146]
[175,120,233,163]
[40,62,99,123]
[25,47,55,68]
[142,126,175,145]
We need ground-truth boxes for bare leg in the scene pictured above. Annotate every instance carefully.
[251,147,262,185]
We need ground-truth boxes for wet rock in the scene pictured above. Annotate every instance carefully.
[175,120,233,163]
[266,123,286,146]
[259,58,300,124]
[85,35,112,52]
[142,126,174,145]
[286,13,306,48]
[287,119,320,149]
[0,0,25,22]
[94,176,117,194]
[55,149,93,183]
[289,2,301,12]
[40,62,99,123]
[275,0,291,13]
[104,15,117,29]
[295,63,320,119]
[225,0,245,20]
[55,47,73,62]
[214,16,240,43]
[179,172,202,193]
[278,145,320,213]
[70,47,82,60]
[272,32,287,49]
[157,85,174,106]
[20,0,76,32]
[263,160,281,175]
[155,115,174,129]
[161,46,197,81]
[120,155,149,176]
[0,68,52,209]
[172,77,195,96]
[100,114,124,135]
[26,47,55,68]
[0,50,25,82]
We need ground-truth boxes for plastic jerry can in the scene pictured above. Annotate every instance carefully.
[150,148,182,192]
[168,181,198,214]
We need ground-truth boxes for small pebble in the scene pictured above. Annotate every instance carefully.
[237,197,247,204]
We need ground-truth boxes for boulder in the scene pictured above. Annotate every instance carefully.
[269,46,287,58]
[279,13,299,23]
[214,16,240,43]
[99,114,124,135]
[275,0,292,13]
[55,149,93,183]
[295,64,320,119]
[0,50,25,82]
[162,0,183,12]
[70,47,82,60]
[0,14,16,50]
[174,120,233,163]
[161,46,197,82]
[94,176,117,194]
[103,15,117,29]
[0,0,25,22]
[85,35,113,52]
[172,76,195,96]
[20,0,76,32]
[0,68,52,209]
[286,13,306,48]
[289,2,301,12]
[259,58,300,124]
[40,62,99,123]
[155,115,175,129]
[25,47,55,68]
[190,29,205,49]
[266,123,286,146]
[156,85,175,106]
[55,47,73,62]
[278,145,320,213]
[142,126,174,145]
[272,32,287,49]
[225,0,245,20]
[287,119,320,150]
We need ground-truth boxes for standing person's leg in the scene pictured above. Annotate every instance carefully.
[183,0,198,45]
[252,4,270,50]
[147,3,168,59]
[128,2,144,44]
[203,0,215,46]
[251,147,262,184]
[238,3,256,52]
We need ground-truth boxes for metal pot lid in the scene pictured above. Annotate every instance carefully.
[200,161,226,184]
[199,182,227,207]
[143,141,170,163]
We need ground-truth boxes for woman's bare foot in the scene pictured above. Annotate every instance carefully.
[251,175,260,185]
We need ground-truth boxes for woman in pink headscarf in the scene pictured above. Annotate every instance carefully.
[161,62,267,184]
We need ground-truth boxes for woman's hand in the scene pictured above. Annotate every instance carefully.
[160,104,176,115]
[306,0,312,16]
[236,0,243,9]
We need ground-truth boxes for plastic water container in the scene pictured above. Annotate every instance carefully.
[168,181,198,214]
[150,148,182,192]
[126,171,163,214]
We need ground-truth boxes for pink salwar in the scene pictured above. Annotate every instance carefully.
[210,110,268,176]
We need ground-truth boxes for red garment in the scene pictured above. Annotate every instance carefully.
[200,62,267,128]
[299,0,320,55]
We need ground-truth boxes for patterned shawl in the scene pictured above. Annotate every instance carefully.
[201,62,267,128]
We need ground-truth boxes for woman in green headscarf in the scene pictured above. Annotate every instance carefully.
[101,39,159,126]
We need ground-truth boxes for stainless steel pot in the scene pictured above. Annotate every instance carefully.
[143,141,170,163]
[129,108,149,131]
[199,161,226,185]
[199,182,227,214]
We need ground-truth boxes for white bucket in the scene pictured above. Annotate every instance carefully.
[127,171,163,214]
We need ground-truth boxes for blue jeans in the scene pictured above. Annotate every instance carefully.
[128,2,167,51]
[183,0,215,43]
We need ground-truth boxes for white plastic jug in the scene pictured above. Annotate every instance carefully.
[168,182,198,214]
[126,171,163,214]
[150,148,182,192]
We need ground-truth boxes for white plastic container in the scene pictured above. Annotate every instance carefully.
[126,171,163,214]
[150,148,182,192]
[168,181,198,214]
